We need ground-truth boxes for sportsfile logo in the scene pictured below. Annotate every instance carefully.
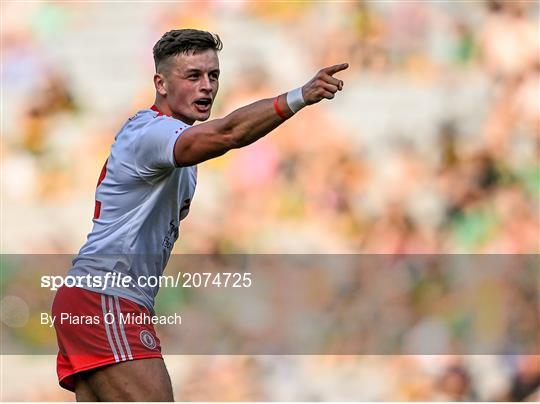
[40,272,253,291]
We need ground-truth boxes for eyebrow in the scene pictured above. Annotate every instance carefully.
[184,68,220,75]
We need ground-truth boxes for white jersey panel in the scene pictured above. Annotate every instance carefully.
[69,109,196,311]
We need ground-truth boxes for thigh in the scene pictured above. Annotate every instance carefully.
[81,357,174,401]
[74,377,99,402]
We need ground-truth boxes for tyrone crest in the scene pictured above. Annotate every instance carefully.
[140,330,157,350]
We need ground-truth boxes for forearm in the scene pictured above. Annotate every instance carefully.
[173,63,347,166]
[219,93,294,148]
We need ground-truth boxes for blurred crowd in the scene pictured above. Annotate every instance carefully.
[1,0,539,401]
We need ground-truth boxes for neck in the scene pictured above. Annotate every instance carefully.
[153,98,195,125]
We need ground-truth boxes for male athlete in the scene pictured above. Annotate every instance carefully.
[52,29,348,401]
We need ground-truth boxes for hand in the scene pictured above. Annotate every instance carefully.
[302,63,349,105]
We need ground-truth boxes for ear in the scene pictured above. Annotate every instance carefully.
[154,73,167,96]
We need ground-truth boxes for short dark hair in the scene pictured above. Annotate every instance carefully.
[153,29,223,71]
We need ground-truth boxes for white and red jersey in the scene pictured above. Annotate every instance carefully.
[69,106,196,311]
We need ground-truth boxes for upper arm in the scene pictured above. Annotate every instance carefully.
[133,120,183,180]
[173,118,238,167]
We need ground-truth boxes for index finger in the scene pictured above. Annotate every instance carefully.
[322,63,349,76]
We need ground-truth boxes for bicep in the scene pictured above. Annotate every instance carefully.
[173,119,238,167]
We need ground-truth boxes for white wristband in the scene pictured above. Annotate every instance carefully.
[286,87,306,113]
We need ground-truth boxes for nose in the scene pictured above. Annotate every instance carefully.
[199,75,212,93]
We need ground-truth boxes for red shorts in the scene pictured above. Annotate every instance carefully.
[52,286,163,392]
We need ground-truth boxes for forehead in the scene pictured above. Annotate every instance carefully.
[170,49,219,72]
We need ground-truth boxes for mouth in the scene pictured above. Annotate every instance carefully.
[193,97,212,113]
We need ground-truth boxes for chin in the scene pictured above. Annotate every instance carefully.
[196,113,211,122]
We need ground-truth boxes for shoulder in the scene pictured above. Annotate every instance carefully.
[136,109,191,137]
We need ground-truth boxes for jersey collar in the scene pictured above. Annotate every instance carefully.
[150,104,192,127]
[151,104,169,117]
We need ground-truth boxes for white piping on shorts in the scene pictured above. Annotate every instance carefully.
[101,294,120,362]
